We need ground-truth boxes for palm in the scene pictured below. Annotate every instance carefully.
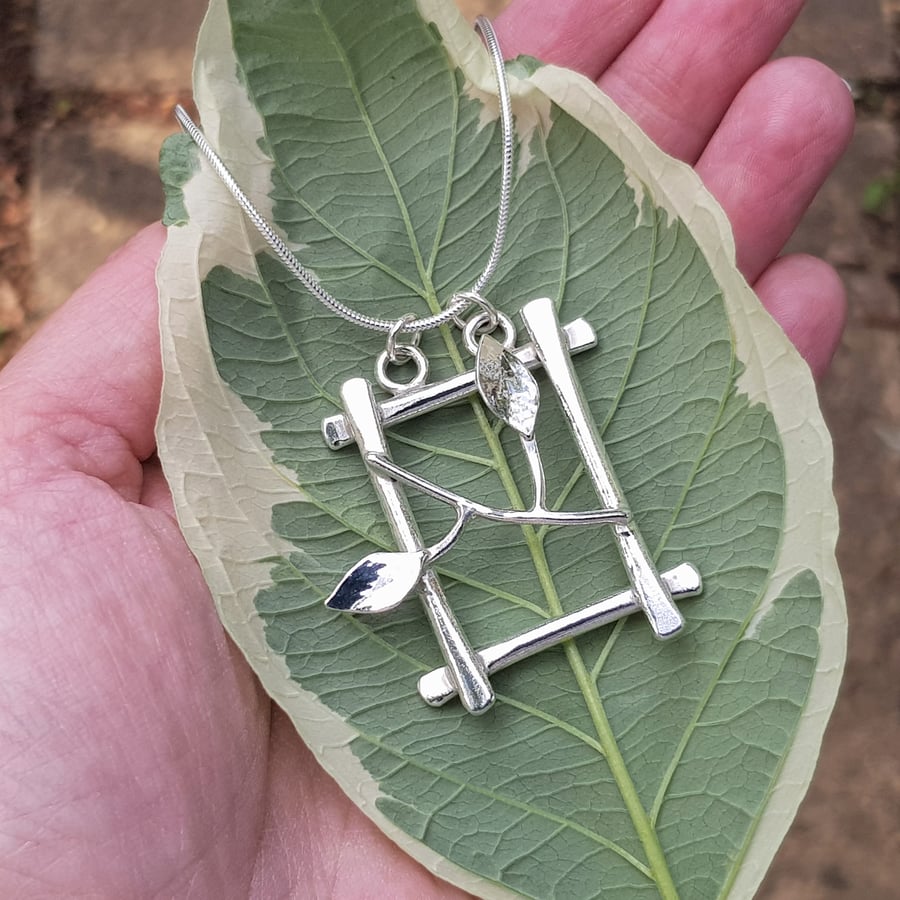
[0,336,454,895]
[0,1,853,896]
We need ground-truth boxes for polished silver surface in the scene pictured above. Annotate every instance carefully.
[328,299,700,711]
[324,550,427,614]
[521,298,686,639]
[364,452,626,529]
[333,317,626,627]
[520,434,547,511]
[468,16,513,298]
[418,563,702,706]
[174,16,513,338]
[322,317,598,449]
[374,344,430,394]
[462,308,516,356]
[338,378,495,713]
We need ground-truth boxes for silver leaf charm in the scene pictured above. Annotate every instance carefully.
[476,334,540,437]
[325,551,426,614]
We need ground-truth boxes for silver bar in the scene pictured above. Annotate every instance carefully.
[521,298,685,639]
[339,378,495,714]
[418,563,701,706]
[323,318,597,449]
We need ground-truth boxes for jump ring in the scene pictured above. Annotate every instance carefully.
[462,310,516,356]
[375,345,430,394]
[447,290,500,332]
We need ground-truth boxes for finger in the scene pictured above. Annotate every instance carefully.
[754,254,847,379]
[496,0,663,79]
[696,58,855,282]
[0,224,165,491]
[598,0,805,161]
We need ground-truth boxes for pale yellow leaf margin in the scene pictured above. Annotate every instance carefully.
[156,1,846,897]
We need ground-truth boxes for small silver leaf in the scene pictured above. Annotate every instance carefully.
[476,334,540,436]
[324,551,426,614]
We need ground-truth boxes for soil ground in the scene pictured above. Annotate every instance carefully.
[1,0,898,896]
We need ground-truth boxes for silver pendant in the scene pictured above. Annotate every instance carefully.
[321,298,701,714]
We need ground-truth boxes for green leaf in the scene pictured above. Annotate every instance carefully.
[156,1,846,897]
[862,171,899,216]
[159,132,199,226]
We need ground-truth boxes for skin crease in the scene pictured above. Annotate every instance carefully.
[0,0,854,897]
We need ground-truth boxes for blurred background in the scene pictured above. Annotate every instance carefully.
[1,0,897,895]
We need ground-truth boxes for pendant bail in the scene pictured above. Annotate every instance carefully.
[447,289,518,355]
[448,289,499,331]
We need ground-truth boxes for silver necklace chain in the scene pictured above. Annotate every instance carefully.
[175,15,513,337]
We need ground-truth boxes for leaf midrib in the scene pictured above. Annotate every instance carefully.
[408,128,683,895]
[312,0,432,296]
[355,723,653,881]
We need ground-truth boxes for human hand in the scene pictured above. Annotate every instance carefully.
[499,0,854,378]
[0,1,853,896]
